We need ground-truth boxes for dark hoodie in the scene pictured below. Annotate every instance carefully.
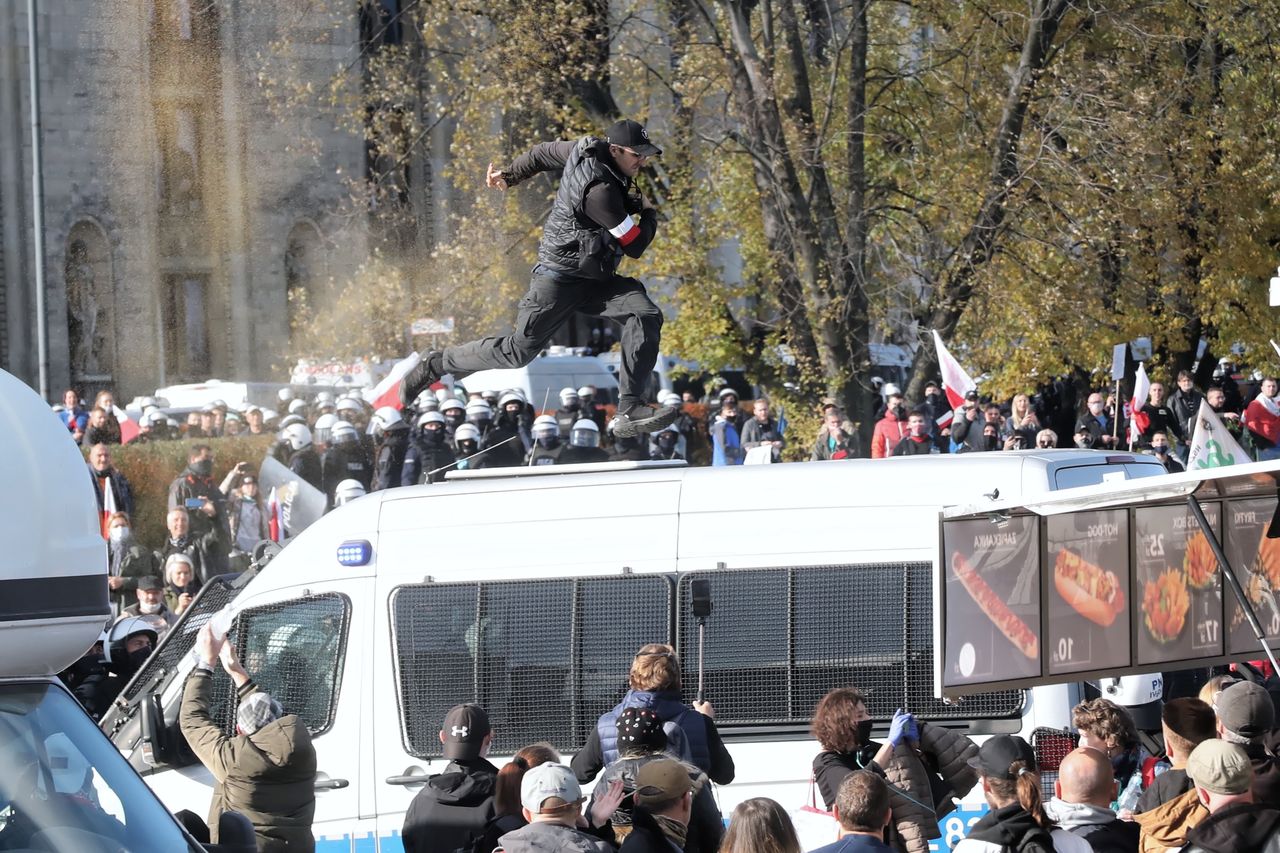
[955,802,1055,853]
[1182,802,1280,853]
[401,758,499,853]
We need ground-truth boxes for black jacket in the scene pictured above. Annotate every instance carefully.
[1245,741,1280,807]
[89,467,135,518]
[1136,768,1193,814]
[1170,388,1204,440]
[1070,819,1140,853]
[960,803,1055,853]
[373,428,411,491]
[287,448,323,493]
[322,444,373,498]
[401,758,498,853]
[1183,802,1280,853]
[619,807,684,853]
[892,436,934,456]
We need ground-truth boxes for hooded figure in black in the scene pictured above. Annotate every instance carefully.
[482,394,530,468]
[371,408,412,491]
[402,412,457,485]
[526,415,563,466]
[401,704,499,853]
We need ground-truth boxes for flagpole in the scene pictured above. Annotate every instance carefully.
[1113,379,1121,446]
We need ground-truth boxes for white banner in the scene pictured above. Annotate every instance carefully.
[1187,400,1251,470]
[744,445,775,465]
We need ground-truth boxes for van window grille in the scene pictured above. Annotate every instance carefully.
[676,564,1023,724]
[210,593,351,736]
[391,575,672,757]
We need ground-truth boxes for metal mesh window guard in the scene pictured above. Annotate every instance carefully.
[676,564,1024,724]
[1032,727,1080,799]
[210,593,351,736]
[391,575,672,758]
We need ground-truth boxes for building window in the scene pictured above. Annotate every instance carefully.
[162,273,210,380]
[285,222,324,345]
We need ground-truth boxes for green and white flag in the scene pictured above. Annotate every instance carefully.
[1187,399,1251,470]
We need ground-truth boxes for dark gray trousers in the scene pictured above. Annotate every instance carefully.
[442,265,663,407]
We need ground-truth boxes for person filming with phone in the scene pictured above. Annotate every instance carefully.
[168,443,231,576]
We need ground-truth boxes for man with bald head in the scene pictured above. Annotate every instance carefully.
[1045,747,1140,852]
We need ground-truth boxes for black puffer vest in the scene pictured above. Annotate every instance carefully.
[539,137,631,279]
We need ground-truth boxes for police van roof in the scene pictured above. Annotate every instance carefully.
[0,369,111,678]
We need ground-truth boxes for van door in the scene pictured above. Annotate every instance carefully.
[194,579,375,850]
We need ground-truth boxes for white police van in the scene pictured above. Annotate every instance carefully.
[0,367,255,852]
[105,450,1170,852]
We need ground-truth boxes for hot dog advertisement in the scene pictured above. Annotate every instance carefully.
[1226,497,1280,655]
[943,515,1041,688]
[1046,510,1130,676]
[1133,503,1223,667]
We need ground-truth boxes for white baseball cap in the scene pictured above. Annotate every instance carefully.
[520,763,582,813]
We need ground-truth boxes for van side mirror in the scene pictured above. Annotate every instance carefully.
[139,694,174,768]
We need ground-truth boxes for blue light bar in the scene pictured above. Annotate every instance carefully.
[336,540,372,567]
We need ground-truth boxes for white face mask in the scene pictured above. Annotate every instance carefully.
[138,599,162,615]
[109,526,130,544]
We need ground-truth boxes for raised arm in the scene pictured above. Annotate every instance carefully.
[489,141,577,189]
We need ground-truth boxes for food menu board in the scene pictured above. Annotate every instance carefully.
[1046,510,1130,676]
[1133,503,1223,667]
[943,515,1041,688]
[1226,497,1280,655]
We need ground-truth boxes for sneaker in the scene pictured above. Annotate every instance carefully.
[611,403,679,438]
[398,351,443,408]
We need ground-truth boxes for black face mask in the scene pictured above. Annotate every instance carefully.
[984,435,999,451]
[469,417,492,432]
[457,440,477,455]
[890,404,905,419]
[424,429,445,445]
[444,412,464,427]
[190,458,213,477]
[855,720,874,746]
[536,435,559,449]
[562,401,580,412]
[657,435,677,450]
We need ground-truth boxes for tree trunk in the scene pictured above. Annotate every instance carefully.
[905,0,1073,402]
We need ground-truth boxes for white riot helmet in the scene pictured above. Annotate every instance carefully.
[371,406,403,437]
[453,422,481,450]
[465,400,493,424]
[260,408,280,427]
[481,389,499,405]
[559,387,579,406]
[281,423,313,452]
[881,383,902,399]
[661,391,683,408]
[440,397,465,414]
[278,413,306,431]
[315,391,335,404]
[333,479,367,507]
[577,385,593,399]
[287,398,307,415]
[498,391,523,411]
[330,420,358,445]
[532,414,559,441]
[335,397,362,416]
[417,410,446,429]
[104,616,159,673]
[312,413,338,445]
[570,418,600,448]
[415,392,440,412]
[277,388,294,404]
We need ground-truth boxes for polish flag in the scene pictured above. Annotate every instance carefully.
[99,476,118,539]
[1129,362,1151,447]
[117,410,140,444]
[267,487,281,543]
[364,352,421,411]
[932,330,977,426]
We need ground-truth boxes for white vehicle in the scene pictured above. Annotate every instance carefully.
[105,450,1168,852]
[0,367,249,851]
[459,351,620,409]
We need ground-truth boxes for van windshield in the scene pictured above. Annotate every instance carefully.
[0,682,201,852]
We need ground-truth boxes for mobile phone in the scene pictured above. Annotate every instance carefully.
[184,498,204,510]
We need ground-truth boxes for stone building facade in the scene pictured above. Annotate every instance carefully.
[0,0,368,401]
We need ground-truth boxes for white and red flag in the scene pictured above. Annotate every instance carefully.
[267,487,281,543]
[99,475,117,539]
[364,352,422,411]
[117,410,140,444]
[1129,362,1151,447]
[932,330,978,427]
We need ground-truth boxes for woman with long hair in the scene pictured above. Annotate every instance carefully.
[470,742,558,853]
[1002,393,1041,449]
[953,735,1084,853]
[720,798,803,853]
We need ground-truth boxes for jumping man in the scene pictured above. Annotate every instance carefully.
[399,120,678,438]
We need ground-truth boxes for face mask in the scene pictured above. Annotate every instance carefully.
[855,720,874,745]
[458,441,477,455]
[469,417,492,431]
[1154,446,1168,456]
[190,458,212,477]
[890,404,905,418]
[562,401,580,412]
[125,647,151,674]
[536,435,559,449]
[108,526,130,544]
[139,600,162,615]
[985,435,999,451]
[444,413,464,427]
[95,467,110,478]
[425,429,445,445]
[657,436,676,450]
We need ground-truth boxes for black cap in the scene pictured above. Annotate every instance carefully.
[441,704,491,760]
[964,390,979,402]
[605,120,662,156]
[967,734,1037,780]
[136,576,163,591]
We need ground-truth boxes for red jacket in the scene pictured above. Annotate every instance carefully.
[871,413,908,458]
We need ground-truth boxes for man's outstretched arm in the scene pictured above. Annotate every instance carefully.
[487,141,577,190]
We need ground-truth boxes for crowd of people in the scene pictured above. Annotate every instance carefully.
[385,645,1280,853]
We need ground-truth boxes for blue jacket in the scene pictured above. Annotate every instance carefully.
[598,690,711,773]
[809,835,894,853]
